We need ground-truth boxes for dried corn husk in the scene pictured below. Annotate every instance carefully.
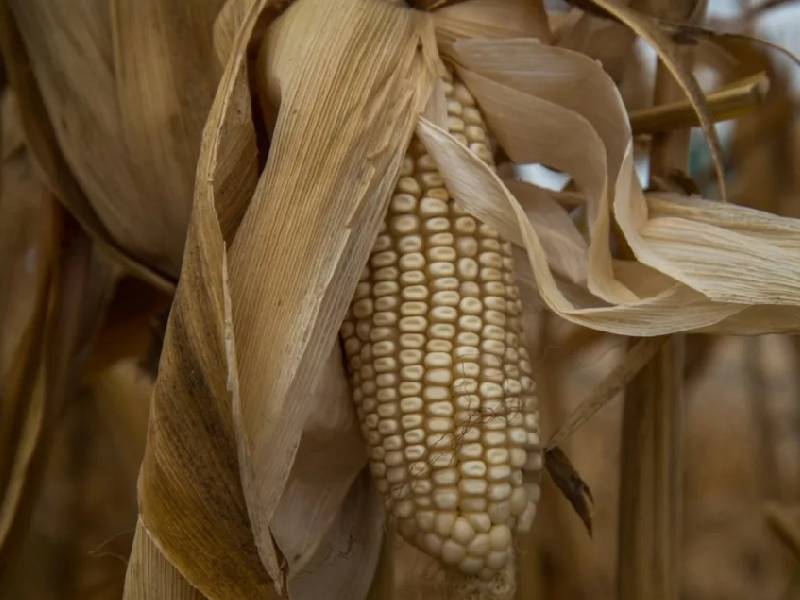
[128,0,436,598]
[124,520,204,600]
[433,0,551,55]
[228,0,436,589]
[426,36,800,335]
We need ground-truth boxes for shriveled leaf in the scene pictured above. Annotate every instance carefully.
[111,0,226,254]
[417,117,748,335]
[131,1,433,597]
[452,38,630,175]
[659,22,800,68]
[555,12,637,86]
[424,37,800,335]
[451,62,637,305]
[123,520,205,600]
[213,0,255,66]
[635,193,800,304]
[228,0,437,590]
[504,178,588,284]
[544,447,594,535]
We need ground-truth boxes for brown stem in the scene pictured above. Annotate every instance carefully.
[617,45,693,600]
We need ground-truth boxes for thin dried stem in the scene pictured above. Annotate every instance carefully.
[744,337,783,499]
[630,72,769,134]
[547,336,667,451]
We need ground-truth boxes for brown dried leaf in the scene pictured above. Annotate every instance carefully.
[111,0,226,255]
[659,22,800,68]
[0,3,174,292]
[130,1,437,598]
[544,447,594,536]
[4,0,225,280]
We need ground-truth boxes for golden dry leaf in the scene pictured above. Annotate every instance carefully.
[554,11,637,85]
[111,0,226,256]
[504,178,588,284]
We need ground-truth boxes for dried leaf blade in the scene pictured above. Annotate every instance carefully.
[545,447,594,536]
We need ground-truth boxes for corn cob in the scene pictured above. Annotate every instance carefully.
[340,64,542,579]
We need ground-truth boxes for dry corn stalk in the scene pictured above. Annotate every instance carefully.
[341,64,542,583]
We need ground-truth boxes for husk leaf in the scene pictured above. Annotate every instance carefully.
[123,519,205,600]
[421,37,800,335]
[131,2,286,596]
[228,0,436,590]
[433,0,551,56]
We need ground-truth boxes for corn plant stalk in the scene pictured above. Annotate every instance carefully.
[744,337,782,500]
[616,51,692,600]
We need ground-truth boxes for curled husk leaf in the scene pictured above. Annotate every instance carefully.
[424,36,800,335]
